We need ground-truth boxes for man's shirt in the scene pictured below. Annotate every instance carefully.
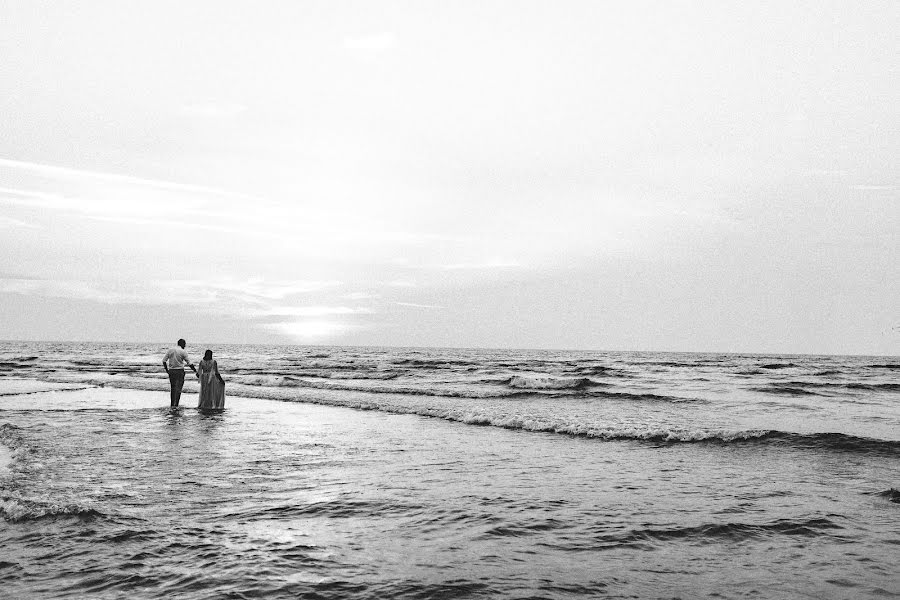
[164,347,190,370]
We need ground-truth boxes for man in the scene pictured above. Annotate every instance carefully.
[162,339,196,408]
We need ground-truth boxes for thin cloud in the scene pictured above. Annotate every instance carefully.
[343,292,381,300]
[0,186,68,207]
[0,215,40,229]
[0,183,441,253]
[0,157,257,201]
[0,277,368,343]
[179,102,247,118]
[803,169,848,178]
[440,260,521,270]
[395,302,444,309]
[343,32,397,52]
[850,184,896,191]
[0,277,341,307]
[85,215,277,237]
[203,279,342,300]
[251,306,373,317]
[0,278,197,305]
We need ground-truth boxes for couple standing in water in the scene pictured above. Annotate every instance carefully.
[162,339,225,410]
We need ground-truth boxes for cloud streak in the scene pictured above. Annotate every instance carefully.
[0,277,367,342]
[251,305,373,317]
[0,215,40,229]
[178,102,247,119]
[850,184,896,191]
[343,32,397,52]
[0,157,255,200]
[395,302,443,309]
[0,277,342,307]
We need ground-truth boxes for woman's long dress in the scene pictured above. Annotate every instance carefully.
[197,359,225,409]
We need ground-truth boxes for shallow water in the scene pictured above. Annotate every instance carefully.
[1,343,899,598]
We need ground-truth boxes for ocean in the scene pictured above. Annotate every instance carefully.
[0,341,898,598]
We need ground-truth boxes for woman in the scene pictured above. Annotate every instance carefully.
[197,349,225,410]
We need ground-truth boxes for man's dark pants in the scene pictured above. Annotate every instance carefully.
[168,369,186,407]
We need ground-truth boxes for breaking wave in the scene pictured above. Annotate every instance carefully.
[506,375,600,390]
[0,495,103,522]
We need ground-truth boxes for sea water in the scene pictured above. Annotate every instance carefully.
[0,342,898,598]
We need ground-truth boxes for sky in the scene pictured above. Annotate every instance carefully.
[0,1,897,355]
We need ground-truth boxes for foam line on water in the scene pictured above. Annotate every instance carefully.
[25,374,900,452]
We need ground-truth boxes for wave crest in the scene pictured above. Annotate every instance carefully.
[506,376,599,390]
[0,494,102,522]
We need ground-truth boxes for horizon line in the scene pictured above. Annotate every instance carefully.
[0,338,896,359]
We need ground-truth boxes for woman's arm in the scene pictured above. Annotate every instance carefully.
[214,360,225,384]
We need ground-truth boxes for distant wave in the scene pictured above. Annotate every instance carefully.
[518,428,900,455]
[230,369,401,381]
[759,363,798,370]
[233,375,528,399]
[505,375,601,390]
[501,516,844,551]
[759,431,900,455]
[573,365,623,376]
[223,498,427,521]
[846,383,900,392]
[41,373,538,401]
[636,516,842,542]
[0,357,39,369]
[236,375,696,403]
[607,517,842,548]
[40,372,701,405]
[748,385,824,397]
[20,376,899,453]
[750,381,900,396]
[587,390,701,403]
[390,358,479,369]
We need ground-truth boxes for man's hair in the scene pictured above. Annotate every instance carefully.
[177,338,186,347]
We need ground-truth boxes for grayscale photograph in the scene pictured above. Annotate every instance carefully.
[0,1,898,598]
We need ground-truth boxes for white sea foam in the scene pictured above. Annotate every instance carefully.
[507,375,596,389]
[0,378,89,396]
[0,490,100,522]
[0,443,11,477]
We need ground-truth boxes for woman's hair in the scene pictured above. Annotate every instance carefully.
[203,349,213,360]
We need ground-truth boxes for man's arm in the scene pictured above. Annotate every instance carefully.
[183,350,197,374]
